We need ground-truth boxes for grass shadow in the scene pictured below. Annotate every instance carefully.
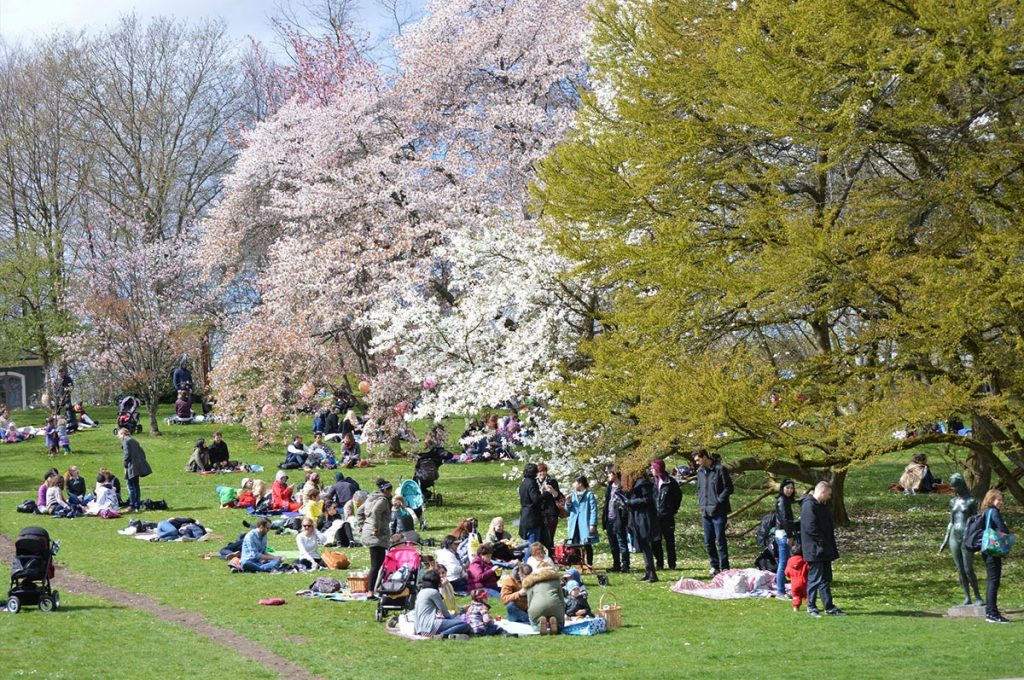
[859,610,946,618]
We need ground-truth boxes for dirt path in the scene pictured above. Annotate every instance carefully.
[0,533,322,680]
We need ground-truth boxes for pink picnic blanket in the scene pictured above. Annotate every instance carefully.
[670,569,778,600]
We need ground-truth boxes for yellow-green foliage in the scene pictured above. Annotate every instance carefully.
[536,0,1024,471]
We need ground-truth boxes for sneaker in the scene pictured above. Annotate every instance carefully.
[807,608,821,618]
[792,606,800,613]
[986,615,1010,624]
[825,608,846,616]
[448,634,470,640]
[709,568,719,577]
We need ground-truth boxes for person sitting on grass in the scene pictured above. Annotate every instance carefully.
[307,433,334,469]
[500,565,531,624]
[563,579,593,619]
[172,390,194,424]
[64,466,89,506]
[296,517,326,570]
[208,431,230,469]
[271,471,301,512]
[96,468,123,507]
[390,495,415,536]
[466,544,502,597]
[44,475,82,517]
[339,432,361,468]
[466,589,502,636]
[73,402,98,428]
[282,434,308,469]
[301,487,324,525]
[436,535,468,594]
[522,563,565,635]
[186,439,211,473]
[526,542,555,572]
[414,570,471,639]
[899,453,941,494]
[241,518,283,573]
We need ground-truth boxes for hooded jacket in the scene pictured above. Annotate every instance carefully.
[358,490,392,548]
[522,568,565,626]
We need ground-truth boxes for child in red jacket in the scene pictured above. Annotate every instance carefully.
[784,542,808,612]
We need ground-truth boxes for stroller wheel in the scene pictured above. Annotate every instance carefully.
[375,608,383,623]
[53,590,60,610]
[436,494,443,507]
[6,596,20,614]
[38,595,54,612]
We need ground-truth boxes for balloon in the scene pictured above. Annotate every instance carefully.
[299,382,316,399]
[394,401,410,416]
[422,378,437,390]
[261,403,277,417]
[41,393,50,407]
[358,380,370,394]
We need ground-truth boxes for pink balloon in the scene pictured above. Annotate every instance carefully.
[422,378,437,390]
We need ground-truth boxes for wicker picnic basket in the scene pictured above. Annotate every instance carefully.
[347,573,370,593]
[598,592,621,629]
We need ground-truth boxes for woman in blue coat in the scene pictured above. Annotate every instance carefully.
[566,474,599,566]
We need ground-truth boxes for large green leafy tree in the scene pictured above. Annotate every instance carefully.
[536,0,1024,521]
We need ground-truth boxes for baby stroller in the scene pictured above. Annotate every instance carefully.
[7,526,61,613]
[414,450,444,507]
[113,396,142,435]
[374,542,422,623]
[399,479,428,531]
[554,541,609,586]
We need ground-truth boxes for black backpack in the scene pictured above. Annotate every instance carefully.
[16,499,38,514]
[963,511,987,553]
[755,512,778,548]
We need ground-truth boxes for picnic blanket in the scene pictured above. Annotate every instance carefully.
[296,590,372,602]
[670,568,777,600]
[123,531,219,543]
[197,464,262,475]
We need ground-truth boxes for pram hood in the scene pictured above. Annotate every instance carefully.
[399,480,425,510]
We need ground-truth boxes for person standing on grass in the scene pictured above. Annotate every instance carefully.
[694,449,733,576]
[241,518,282,572]
[518,463,544,547]
[119,427,151,513]
[979,489,1012,624]
[774,479,799,598]
[359,478,394,592]
[800,481,844,618]
[602,467,630,573]
[651,459,682,571]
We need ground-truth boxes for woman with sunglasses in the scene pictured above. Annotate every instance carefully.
[296,517,326,570]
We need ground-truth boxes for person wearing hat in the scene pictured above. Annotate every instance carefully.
[774,479,798,597]
[563,579,592,618]
[358,478,394,591]
[324,471,357,507]
[650,458,682,571]
[271,470,300,512]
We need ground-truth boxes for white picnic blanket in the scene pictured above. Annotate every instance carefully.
[670,568,778,600]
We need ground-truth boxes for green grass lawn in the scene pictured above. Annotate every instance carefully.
[1,406,1022,679]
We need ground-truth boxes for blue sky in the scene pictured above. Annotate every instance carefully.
[0,0,426,54]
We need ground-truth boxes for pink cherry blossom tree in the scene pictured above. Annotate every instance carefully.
[62,217,210,435]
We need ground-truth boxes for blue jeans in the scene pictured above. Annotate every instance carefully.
[522,528,542,546]
[157,521,179,541]
[126,476,141,510]
[506,602,530,624]
[702,514,729,570]
[284,452,307,467]
[775,536,790,594]
[434,618,471,636]
[807,560,834,611]
[242,558,282,573]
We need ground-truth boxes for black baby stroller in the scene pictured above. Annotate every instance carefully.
[113,396,142,435]
[374,542,422,623]
[7,526,60,613]
[414,448,444,507]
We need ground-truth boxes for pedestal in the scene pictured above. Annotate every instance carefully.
[946,604,985,618]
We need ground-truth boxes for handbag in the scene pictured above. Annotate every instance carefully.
[322,550,351,570]
[981,509,1016,557]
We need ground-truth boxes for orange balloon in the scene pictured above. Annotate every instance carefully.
[358,380,370,394]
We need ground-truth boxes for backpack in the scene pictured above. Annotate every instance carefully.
[16,499,38,514]
[310,576,342,593]
[964,511,986,553]
[754,512,778,548]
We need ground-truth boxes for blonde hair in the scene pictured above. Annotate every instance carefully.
[488,516,505,536]
[529,542,546,558]
[252,479,268,498]
[980,489,1003,512]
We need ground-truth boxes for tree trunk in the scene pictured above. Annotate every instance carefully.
[828,468,849,525]
[147,390,162,437]
[962,449,991,498]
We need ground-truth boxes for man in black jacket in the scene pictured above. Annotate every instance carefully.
[651,458,682,571]
[602,467,630,572]
[694,449,733,575]
[518,464,544,545]
[800,481,844,617]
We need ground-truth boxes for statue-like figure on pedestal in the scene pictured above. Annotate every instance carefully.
[939,473,984,605]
